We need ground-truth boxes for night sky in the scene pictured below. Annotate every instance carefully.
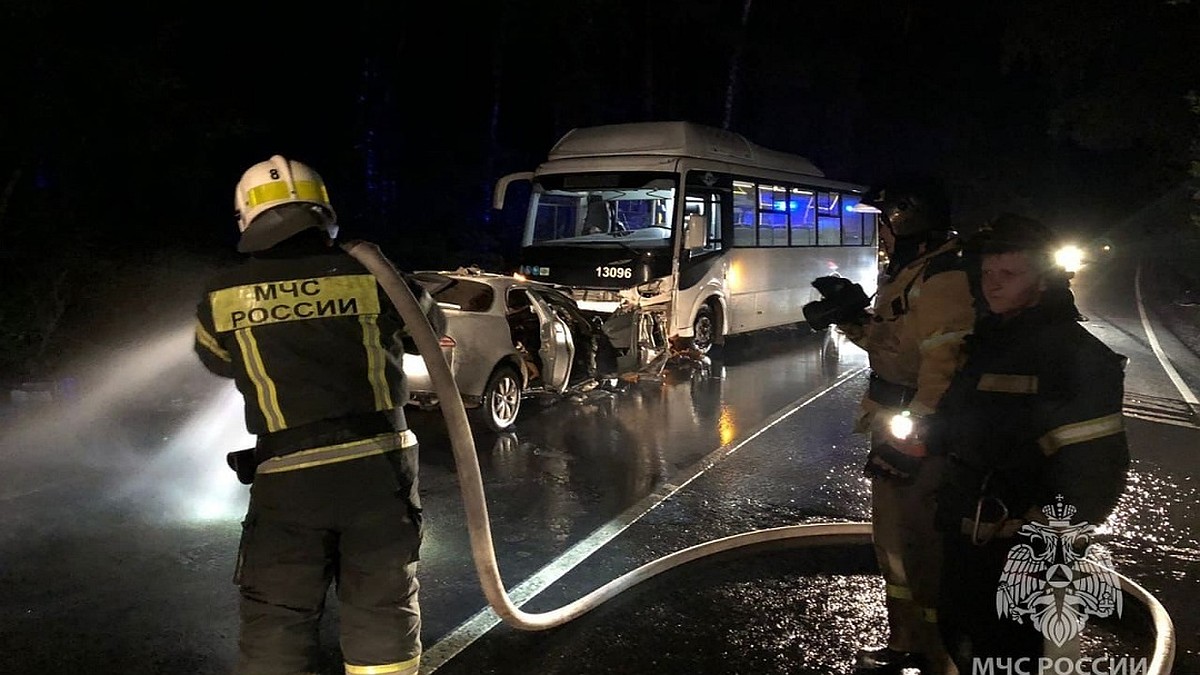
[1,1,1198,373]
[5,1,1198,255]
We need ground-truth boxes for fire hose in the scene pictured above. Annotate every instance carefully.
[343,240,1175,673]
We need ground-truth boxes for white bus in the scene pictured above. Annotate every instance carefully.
[493,121,880,370]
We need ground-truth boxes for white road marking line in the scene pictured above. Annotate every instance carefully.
[1134,263,1199,407]
[422,365,868,672]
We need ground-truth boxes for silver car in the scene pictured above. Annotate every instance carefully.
[402,268,617,431]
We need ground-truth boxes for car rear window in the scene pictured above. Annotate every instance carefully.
[415,276,494,312]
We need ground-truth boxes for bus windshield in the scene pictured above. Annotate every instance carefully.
[527,173,677,248]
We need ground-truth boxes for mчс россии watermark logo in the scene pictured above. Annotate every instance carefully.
[979,497,1148,675]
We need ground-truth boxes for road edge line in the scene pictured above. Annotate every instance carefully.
[422,364,869,672]
[1135,262,1199,407]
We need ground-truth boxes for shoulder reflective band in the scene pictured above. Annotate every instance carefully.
[977,373,1039,394]
[1038,413,1124,455]
[246,179,330,209]
[194,320,230,362]
[209,274,380,332]
[920,330,969,353]
[257,431,418,475]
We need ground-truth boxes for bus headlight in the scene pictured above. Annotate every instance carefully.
[1054,244,1085,273]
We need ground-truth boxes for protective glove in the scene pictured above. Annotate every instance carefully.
[811,275,857,298]
[864,444,924,482]
[226,448,257,485]
[863,412,928,482]
[803,276,871,330]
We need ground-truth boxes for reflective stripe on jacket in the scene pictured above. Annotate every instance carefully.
[193,245,444,440]
[931,303,1130,530]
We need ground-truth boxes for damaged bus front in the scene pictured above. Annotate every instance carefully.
[493,122,879,371]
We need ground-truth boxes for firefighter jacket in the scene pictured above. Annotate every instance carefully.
[841,238,975,420]
[929,297,1130,535]
[193,240,445,456]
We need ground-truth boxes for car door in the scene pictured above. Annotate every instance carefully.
[527,288,575,392]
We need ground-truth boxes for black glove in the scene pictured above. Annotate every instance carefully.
[811,275,856,298]
[803,276,870,330]
[863,443,924,483]
[226,449,258,485]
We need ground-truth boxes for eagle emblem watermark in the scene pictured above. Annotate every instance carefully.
[996,496,1123,646]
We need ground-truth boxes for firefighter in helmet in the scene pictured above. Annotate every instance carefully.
[194,155,445,675]
[930,213,1129,671]
[836,179,975,674]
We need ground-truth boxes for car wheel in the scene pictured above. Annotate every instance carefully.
[473,365,522,432]
[690,303,718,354]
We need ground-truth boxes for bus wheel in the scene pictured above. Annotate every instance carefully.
[691,304,718,354]
[472,365,522,432]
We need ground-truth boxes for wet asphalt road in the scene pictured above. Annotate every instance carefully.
[1,238,1197,675]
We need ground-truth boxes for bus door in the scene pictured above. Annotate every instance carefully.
[527,290,576,392]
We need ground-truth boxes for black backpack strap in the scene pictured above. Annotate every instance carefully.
[892,247,963,316]
[921,247,965,281]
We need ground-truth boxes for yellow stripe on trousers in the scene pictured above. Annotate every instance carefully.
[344,653,420,675]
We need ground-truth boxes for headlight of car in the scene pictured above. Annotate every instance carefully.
[1054,244,1085,273]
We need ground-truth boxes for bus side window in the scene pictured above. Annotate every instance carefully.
[760,210,788,246]
[685,193,725,252]
[705,197,722,250]
[790,189,816,246]
[732,181,756,246]
[817,191,842,246]
[842,194,866,245]
[864,213,878,246]
[758,184,788,247]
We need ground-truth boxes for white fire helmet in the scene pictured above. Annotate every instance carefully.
[233,155,338,252]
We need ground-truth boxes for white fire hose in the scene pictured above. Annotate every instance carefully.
[344,240,1175,673]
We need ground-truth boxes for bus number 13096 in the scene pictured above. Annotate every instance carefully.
[595,266,632,279]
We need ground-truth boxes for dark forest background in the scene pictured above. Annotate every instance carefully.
[1,0,1198,378]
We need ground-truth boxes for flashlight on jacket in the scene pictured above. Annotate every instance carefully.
[888,410,916,440]
[885,411,927,457]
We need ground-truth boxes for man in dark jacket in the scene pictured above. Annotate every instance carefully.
[930,213,1129,673]
[194,155,445,675]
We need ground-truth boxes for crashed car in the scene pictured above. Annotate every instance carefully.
[402,268,618,431]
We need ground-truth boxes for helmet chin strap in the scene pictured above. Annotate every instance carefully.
[887,235,924,275]
[881,218,918,274]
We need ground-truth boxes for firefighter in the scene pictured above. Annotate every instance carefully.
[930,213,1129,672]
[836,180,975,674]
[193,155,446,675]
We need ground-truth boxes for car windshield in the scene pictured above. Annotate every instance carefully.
[413,274,495,312]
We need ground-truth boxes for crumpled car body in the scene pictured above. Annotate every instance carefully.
[402,268,619,431]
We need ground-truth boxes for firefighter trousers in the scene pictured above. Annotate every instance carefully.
[939,533,1043,673]
[870,452,952,673]
[234,443,423,675]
